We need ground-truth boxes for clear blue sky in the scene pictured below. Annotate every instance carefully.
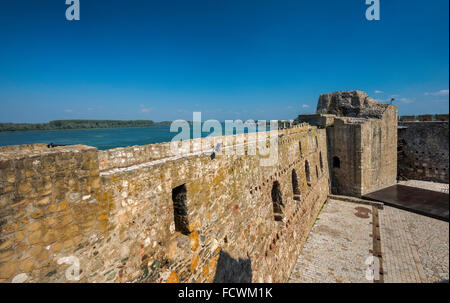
[0,0,448,123]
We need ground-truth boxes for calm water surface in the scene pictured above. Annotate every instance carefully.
[0,124,266,150]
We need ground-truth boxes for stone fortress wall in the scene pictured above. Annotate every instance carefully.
[1,90,446,283]
[398,115,449,183]
[297,91,398,197]
[0,123,330,283]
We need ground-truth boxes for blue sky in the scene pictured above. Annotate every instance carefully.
[0,0,448,123]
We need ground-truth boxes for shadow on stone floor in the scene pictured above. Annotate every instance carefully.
[213,251,252,283]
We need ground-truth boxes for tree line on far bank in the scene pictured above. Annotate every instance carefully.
[0,120,172,132]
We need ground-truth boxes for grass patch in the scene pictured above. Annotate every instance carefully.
[305,199,328,242]
[313,199,327,226]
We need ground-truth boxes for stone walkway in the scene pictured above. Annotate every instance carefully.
[380,205,449,282]
[289,182,449,283]
[289,199,374,283]
[398,180,449,194]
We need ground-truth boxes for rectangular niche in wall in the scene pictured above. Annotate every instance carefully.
[172,184,190,235]
[333,156,340,168]
[319,151,324,172]
[292,169,301,201]
[271,181,284,221]
[305,160,311,186]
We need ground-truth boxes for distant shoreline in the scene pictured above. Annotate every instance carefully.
[0,120,173,132]
[0,120,274,132]
[0,125,172,134]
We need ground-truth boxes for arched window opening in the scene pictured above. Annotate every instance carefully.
[172,184,189,235]
[305,160,311,184]
[271,181,284,221]
[333,156,340,168]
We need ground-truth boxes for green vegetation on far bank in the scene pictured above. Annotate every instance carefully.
[0,120,172,132]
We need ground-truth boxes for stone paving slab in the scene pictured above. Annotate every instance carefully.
[289,181,449,283]
[289,199,374,283]
[380,205,449,283]
[398,180,449,194]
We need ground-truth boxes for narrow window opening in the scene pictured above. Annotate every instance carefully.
[298,142,302,157]
[292,169,301,200]
[271,181,284,221]
[305,160,311,184]
[319,151,324,172]
[333,156,340,169]
[172,184,189,235]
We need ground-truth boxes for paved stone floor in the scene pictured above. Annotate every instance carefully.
[289,199,374,283]
[289,181,449,283]
[380,205,449,282]
[398,180,449,194]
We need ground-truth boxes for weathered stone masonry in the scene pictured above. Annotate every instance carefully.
[0,90,405,283]
[398,120,449,183]
[0,124,329,283]
[297,91,398,197]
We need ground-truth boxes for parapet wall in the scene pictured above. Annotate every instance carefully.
[97,123,311,171]
[399,114,449,122]
[0,144,103,282]
[0,124,328,283]
[398,121,449,183]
